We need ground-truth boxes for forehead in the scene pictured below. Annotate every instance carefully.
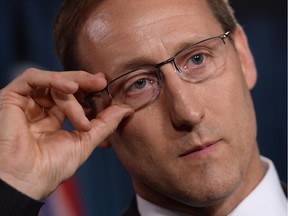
[82,0,220,41]
[78,0,222,76]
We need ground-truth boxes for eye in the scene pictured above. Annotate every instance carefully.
[105,68,161,109]
[125,77,157,94]
[121,71,159,98]
[180,50,211,74]
[190,54,205,65]
[133,78,148,90]
[185,52,207,69]
[176,47,216,82]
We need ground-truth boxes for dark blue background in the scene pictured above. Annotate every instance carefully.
[0,1,286,215]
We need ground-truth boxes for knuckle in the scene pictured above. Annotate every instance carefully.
[77,70,88,74]
[49,72,60,83]
[0,88,12,101]
[0,88,21,109]
[22,68,40,77]
[18,68,41,87]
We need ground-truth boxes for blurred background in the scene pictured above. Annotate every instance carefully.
[0,0,286,215]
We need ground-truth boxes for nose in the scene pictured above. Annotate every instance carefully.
[160,65,205,131]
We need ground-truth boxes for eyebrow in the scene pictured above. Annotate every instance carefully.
[121,57,153,72]
[113,37,203,78]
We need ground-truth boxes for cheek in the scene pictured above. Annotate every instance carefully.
[109,107,166,171]
[207,65,257,156]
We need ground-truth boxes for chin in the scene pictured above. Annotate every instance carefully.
[169,169,243,208]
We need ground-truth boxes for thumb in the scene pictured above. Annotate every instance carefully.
[78,105,134,160]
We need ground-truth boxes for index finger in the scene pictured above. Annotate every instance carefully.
[6,68,107,95]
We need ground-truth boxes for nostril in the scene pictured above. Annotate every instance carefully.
[172,122,193,132]
[169,104,205,132]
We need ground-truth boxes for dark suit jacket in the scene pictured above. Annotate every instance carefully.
[122,183,287,216]
[122,196,140,216]
[281,181,287,196]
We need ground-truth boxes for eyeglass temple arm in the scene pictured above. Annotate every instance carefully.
[221,31,231,40]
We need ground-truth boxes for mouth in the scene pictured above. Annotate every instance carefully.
[179,140,221,159]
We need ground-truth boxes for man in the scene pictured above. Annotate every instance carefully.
[0,0,286,215]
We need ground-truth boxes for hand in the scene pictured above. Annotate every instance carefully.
[0,68,133,200]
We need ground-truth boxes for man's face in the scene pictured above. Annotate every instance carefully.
[78,0,261,210]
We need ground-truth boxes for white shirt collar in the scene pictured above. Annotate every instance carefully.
[228,156,287,216]
[137,156,287,216]
[137,195,192,216]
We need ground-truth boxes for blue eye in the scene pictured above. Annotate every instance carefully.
[191,54,204,65]
[133,79,147,89]
[111,68,160,101]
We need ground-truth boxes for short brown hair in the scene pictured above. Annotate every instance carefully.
[54,0,237,70]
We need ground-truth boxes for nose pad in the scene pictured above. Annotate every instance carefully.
[170,59,190,83]
[171,60,197,83]
[158,60,179,81]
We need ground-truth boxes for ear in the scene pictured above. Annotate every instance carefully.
[232,25,257,89]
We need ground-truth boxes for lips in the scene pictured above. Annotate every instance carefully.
[179,141,219,158]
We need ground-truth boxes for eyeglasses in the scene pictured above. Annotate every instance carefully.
[93,31,231,110]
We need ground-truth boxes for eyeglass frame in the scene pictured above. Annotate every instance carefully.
[92,31,231,107]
